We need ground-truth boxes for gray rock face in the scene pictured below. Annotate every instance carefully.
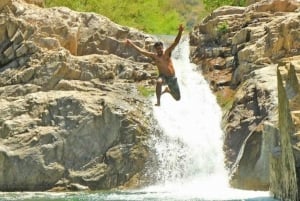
[0,0,157,191]
[189,0,300,193]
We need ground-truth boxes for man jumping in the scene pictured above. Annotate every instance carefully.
[126,24,184,106]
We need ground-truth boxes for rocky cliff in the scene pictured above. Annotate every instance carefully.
[0,0,159,191]
[190,0,300,200]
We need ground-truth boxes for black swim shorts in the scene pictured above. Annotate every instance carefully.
[158,74,181,99]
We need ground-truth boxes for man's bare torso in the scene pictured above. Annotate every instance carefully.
[153,54,175,77]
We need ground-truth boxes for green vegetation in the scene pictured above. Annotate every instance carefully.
[217,21,229,34]
[137,85,155,98]
[45,0,183,34]
[45,0,245,34]
[168,0,208,31]
[203,0,246,12]
[45,0,209,34]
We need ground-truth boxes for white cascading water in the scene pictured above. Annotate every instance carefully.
[144,37,272,200]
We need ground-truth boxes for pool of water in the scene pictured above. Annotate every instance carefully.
[0,189,277,201]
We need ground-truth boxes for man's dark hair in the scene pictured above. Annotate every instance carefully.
[154,41,163,48]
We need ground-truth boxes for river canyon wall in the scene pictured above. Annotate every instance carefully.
[189,0,300,200]
[0,0,160,191]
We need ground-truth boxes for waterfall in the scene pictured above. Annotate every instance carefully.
[144,37,271,200]
[151,37,226,182]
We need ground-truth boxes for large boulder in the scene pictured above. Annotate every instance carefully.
[0,0,157,191]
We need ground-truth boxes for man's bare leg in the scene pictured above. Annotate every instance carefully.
[156,87,171,106]
[155,80,163,106]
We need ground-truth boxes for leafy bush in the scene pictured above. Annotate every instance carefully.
[45,0,183,34]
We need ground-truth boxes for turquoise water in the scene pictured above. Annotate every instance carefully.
[0,38,278,201]
[0,190,277,201]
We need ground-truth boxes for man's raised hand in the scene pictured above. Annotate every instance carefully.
[178,24,184,32]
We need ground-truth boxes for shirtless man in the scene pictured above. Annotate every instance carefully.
[126,24,184,106]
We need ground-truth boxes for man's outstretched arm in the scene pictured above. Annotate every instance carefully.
[166,24,184,54]
[126,39,155,59]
